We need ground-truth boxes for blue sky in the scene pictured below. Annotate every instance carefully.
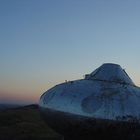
[1,0,140,104]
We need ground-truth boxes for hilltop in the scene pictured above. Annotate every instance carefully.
[0,104,21,110]
[0,104,62,140]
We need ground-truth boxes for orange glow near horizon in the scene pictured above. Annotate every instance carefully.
[0,78,66,104]
[0,90,39,104]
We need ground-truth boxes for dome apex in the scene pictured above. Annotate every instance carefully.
[85,63,135,85]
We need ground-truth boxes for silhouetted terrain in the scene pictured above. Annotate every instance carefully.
[0,104,62,140]
[0,104,21,110]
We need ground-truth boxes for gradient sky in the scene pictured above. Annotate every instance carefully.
[1,0,140,104]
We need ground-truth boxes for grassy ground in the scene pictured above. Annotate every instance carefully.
[0,105,63,140]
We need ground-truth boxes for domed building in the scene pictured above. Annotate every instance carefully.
[39,63,140,140]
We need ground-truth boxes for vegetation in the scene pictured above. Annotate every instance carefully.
[0,105,62,140]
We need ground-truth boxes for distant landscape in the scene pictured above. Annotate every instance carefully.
[0,104,22,110]
[0,104,62,140]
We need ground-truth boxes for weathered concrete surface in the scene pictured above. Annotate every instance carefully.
[39,63,140,139]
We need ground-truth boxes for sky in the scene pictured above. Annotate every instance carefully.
[1,0,140,105]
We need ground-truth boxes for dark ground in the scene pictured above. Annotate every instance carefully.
[0,104,63,140]
[1,104,140,140]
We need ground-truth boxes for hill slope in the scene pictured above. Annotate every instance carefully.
[0,104,62,140]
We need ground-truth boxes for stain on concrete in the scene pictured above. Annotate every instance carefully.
[81,94,102,113]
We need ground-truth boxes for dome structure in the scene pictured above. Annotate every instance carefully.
[39,63,140,140]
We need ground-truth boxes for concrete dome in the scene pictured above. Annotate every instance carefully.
[39,63,140,139]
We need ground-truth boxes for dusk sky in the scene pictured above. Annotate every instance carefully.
[1,0,140,104]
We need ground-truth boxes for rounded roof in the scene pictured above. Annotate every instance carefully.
[39,63,140,121]
[85,63,135,86]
